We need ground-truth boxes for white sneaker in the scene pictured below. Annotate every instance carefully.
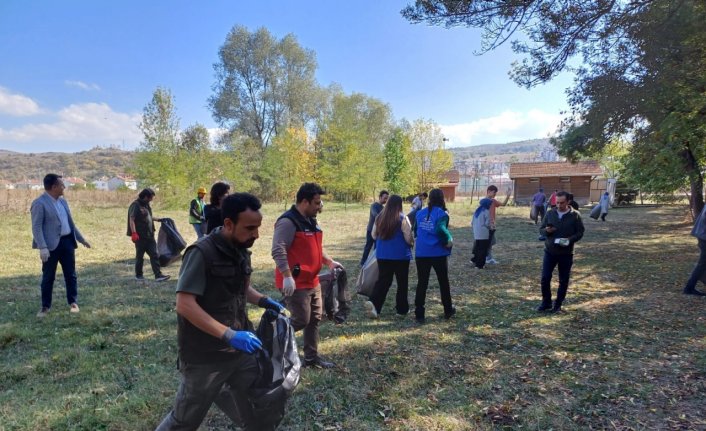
[364,301,378,319]
[486,258,499,265]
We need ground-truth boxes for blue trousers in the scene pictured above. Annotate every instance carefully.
[540,251,573,306]
[191,223,205,239]
[685,239,706,291]
[41,235,77,308]
[360,230,375,266]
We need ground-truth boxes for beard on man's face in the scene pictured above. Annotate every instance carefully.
[233,238,257,249]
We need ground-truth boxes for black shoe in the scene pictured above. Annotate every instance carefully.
[155,274,171,282]
[444,307,456,319]
[683,288,706,296]
[415,316,426,324]
[551,306,563,313]
[303,356,335,369]
[536,302,553,312]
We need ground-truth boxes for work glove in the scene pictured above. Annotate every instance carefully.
[39,248,50,263]
[327,260,343,271]
[282,276,296,297]
[258,296,286,314]
[224,329,262,354]
[131,232,140,243]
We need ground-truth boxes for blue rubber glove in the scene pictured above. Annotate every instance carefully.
[226,330,262,354]
[258,296,286,314]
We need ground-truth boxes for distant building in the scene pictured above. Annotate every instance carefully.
[436,170,460,202]
[92,177,110,191]
[509,161,603,205]
[15,179,43,190]
[108,175,137,191]
[64,177,87,188]
[0,179,15,190]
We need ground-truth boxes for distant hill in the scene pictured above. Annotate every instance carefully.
[449,138,553,163]
[0,147,134,181]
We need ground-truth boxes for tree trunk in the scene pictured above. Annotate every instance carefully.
[684,144,704,219]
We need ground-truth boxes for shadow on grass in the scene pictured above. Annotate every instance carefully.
[1,205,705,430]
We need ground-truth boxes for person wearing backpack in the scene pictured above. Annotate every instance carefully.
[188,187,207,239]
[156,193,286,431]
[364,195,413,318]
[414,188,455,323]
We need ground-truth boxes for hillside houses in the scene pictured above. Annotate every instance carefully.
[2,174,138,191]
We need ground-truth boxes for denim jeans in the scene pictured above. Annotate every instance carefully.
[540,251,574,306]
[360,230,375,266]
[40,235,77,308]
[191,223,205,239]
[685,239,706,291]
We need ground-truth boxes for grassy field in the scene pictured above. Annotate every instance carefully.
[1,198,705,430]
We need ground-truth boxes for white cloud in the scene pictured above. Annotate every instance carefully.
[440,109,563,147]
[207,127,228,145]
[65,80,101,91]
[0,102,142,147]
[0,87,41,116]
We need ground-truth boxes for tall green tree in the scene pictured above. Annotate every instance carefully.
[180,123,210,153]
[134,87,183,204]
[316,89,393,201]
[209,26,320,148]
[383,128,414,195]
[406,119,453,192]
[261,126,316,203]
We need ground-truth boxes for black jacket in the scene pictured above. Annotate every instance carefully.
[540,207,584,255]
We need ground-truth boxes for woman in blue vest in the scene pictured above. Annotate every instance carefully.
[414,188,455,323]
[364,195,413,318]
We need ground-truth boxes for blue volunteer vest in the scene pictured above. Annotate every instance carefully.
[375,215,412,261]
[415,206,451,258]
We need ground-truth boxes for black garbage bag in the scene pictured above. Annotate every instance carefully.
[321,267,350,324]
[157,218,186,267]
[249,309,301,429]
[214,309,300,430]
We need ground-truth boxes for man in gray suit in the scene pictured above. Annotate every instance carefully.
[31,174,91,317]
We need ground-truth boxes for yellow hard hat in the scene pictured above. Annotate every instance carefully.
[197,187,207,194]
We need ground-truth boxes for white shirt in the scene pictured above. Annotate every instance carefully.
[52,195,72,236]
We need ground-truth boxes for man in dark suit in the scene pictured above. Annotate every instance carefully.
[31,174,91,317]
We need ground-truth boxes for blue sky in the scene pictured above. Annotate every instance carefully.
[0,0,573,153]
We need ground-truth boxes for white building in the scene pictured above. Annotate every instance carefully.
[92,177,110,190]
[15,179,43,190]
[108,175,137,191]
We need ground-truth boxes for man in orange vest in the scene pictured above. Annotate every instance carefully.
[271,183,343,368]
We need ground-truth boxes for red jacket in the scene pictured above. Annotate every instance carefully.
[274,208,324,290]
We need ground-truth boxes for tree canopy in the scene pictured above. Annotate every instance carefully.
[403,0,706,214]
[209,26,320,148]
